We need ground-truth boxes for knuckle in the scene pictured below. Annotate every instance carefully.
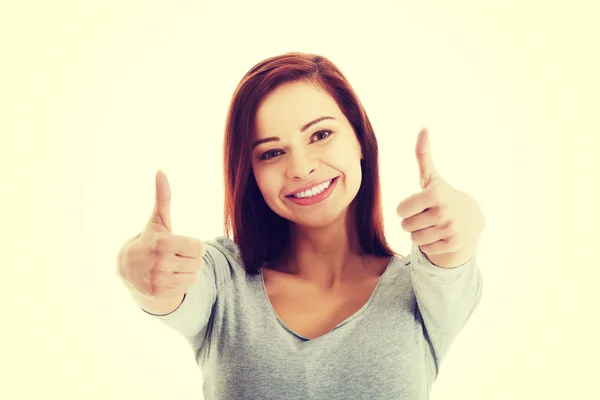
[154,250,168,266]
[445,219,456,233]
[148,282,159,297]
[148,273,167,296]
[431,207,443,221]
[148,269,160,284]
[401,219,408,231]
[149,257,161,273]
[152,237,170,254]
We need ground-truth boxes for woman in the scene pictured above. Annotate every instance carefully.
[117,52,485,399]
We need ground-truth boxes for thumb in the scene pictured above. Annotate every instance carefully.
[416,127,439,189]
[149,169,172,232]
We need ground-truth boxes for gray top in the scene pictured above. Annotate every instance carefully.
[145,236,483,399]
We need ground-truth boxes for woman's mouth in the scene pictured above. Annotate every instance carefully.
[285,176,339,206]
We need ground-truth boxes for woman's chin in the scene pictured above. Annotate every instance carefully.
[287,209,348,230]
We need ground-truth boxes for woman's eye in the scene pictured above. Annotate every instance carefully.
[258,130,333,161]
[313,129,333,141]
[260,149,283,160]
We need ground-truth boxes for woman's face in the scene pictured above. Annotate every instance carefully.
[250,80,363,228]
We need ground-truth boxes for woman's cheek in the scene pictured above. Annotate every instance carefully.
[324,146,348,168]
[262,169,283,197]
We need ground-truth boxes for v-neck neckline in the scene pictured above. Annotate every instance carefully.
[258,254,398,341]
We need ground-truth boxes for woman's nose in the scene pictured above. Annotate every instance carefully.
[286,151,317,180]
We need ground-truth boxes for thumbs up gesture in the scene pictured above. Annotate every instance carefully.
[396,128,485,268]
[116,170,206,298]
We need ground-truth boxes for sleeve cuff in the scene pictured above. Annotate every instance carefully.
[406,242,476,274]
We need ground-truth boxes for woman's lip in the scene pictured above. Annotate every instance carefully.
[286,176,338,197]
[286,176,339,206]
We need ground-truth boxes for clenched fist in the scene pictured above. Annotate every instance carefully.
[117,170,206,299]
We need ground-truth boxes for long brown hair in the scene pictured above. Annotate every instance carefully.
[223,52,397,275]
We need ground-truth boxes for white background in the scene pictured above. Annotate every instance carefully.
[3,1,599,399]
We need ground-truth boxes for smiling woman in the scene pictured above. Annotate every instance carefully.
[117,52,483,400]
[222,56,396,278]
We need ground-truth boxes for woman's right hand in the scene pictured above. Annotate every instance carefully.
[117,170,206,299]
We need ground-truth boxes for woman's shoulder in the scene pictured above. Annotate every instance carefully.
[201,235,246,280]
[204,235,241,256]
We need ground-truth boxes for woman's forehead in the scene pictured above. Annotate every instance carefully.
[253,83,342,138]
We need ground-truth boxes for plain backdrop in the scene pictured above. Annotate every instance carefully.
[2,1,599,399]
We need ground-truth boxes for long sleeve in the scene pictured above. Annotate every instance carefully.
[144,237,242,357]
[408,242,483,377]
[144,241,221,353]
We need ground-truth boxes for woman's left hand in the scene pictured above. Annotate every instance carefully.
[396,128,485,268]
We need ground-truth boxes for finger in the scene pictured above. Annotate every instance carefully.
[164,255,204,273]
[167,271,199,289]
[152,234,206,259]
[396,189,437,219]
[149,170,173,232]
[410,224,448,246]
[147,269,198,288]
[152,254,204,276]
[419,236,463,255]
[400,207,440,232]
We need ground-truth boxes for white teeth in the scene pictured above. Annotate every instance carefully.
[293,179,333,198]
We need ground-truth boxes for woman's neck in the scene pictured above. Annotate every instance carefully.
[270,215,373,290]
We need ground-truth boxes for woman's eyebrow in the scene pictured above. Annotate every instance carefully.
[300,116,334,132]
[251,116,335,149]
